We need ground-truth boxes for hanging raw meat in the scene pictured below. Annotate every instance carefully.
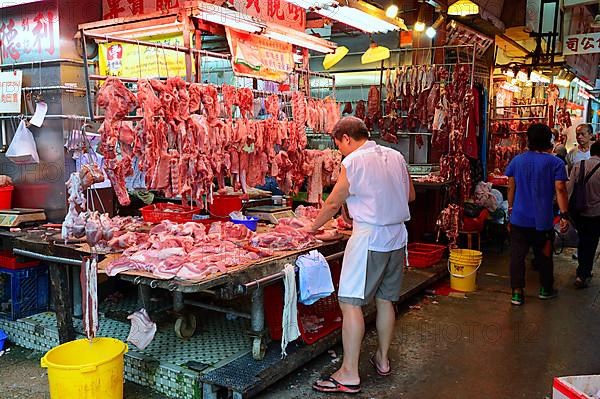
[365,85,380,130]
[355,100,366,120]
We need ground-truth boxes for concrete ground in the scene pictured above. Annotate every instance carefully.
[1,246,599,399]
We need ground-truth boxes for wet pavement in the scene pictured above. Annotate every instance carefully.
[1,247,599,399]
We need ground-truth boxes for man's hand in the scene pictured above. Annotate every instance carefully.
[559,218,569,234]
[0,175,13,187]
[300,224,319,235]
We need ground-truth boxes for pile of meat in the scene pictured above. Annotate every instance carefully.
[249,205,346,250]
[105,219,268,280]
[96,78,342,207]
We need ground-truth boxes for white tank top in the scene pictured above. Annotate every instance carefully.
[342,141,411,251]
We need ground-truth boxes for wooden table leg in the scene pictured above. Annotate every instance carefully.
[48,262,75,343]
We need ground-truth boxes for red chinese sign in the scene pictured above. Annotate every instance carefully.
[225,27,294,82]
[232,0,306,32]
[563,32,600,55]
[0,9,57,62]
[102,0,180,19]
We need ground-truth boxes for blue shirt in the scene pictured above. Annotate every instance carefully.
[505,151,568,231]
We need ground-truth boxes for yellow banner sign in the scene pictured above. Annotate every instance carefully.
[98,34,187,78]
[225,28,294,83]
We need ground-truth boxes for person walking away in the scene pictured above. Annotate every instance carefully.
[505,124,570,306]
[566,124,594,173]
[305,116,415,394]
[567,140,600,288]
[566,124,593,260]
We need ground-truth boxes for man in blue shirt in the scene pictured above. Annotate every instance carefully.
[505,124,570,305]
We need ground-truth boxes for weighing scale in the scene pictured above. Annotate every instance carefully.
[0,208,46,227]
[245,205,295,224]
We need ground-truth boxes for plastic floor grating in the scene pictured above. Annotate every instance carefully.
[0,297,253,399]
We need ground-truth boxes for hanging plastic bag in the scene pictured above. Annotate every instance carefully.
[6,120,39,164]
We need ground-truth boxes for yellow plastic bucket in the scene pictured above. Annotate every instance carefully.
[41,337,128,399]
[448,249,482,292]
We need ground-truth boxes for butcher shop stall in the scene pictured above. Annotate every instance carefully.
[0,2,450,398]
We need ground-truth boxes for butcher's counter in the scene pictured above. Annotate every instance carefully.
[0,227,450,398]
[3,227,347,359]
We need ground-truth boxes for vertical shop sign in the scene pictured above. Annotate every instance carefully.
[563,32,600,55]
[232,0,306,31]
[0,7,57,63]
[225,27,294,83]
[0,71,23,113]
[564,5,600,83]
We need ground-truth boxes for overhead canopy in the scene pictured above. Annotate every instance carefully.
[78,1,337,54]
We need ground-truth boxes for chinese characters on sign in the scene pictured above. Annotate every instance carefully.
[0,9,57,62]
[98,34,187,78]
[564,33,600,55]
[103,0,180,18]
[232,0,306,32]
[0,71,23,113]
[225,28,294,83]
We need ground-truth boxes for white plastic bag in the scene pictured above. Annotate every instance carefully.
[6,120,39,164]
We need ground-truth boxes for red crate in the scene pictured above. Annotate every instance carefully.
[407,243,446,268]
[264,259,342,345]
[140,203,201,223]
[0,250,40,270]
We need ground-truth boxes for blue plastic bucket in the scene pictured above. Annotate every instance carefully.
[230,216,259,232]
[0,329,8,351]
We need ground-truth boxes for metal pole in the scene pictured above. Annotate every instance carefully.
[250,287,264,333]
[14,248,84,266]
[0,58,95,69]
[80,30,95,122]
[184,299,251,319]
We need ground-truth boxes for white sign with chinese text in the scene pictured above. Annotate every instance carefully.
[0,70,22,113]
[563,32,600,55]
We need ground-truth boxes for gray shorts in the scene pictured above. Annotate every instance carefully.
[338,248,405,306]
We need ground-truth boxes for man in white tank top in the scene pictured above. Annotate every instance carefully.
[307,116,415,394]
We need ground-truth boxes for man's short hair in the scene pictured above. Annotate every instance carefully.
[331,116,369,141]
[576,123,594,136]
[527,123,553,151]
[591,140,600,157]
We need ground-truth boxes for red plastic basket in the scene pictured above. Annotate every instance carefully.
[407,243,446,268]
[140,203,201,223]
[264,259,342,345]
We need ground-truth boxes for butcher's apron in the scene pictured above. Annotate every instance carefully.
[339,221,374,299]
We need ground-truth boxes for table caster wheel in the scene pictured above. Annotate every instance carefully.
[252,337,266,360]
[174,314,196,339]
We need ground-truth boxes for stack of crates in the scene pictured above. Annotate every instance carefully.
[0,251,48,320]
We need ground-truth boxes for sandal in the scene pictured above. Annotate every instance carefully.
[369,355,392,376]
[312,375,361,394]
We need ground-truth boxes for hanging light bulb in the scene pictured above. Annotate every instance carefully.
[448,0,480,17]
[386,3,399,19]
[425,15,444,38]
[414,2,426,31]
[425,26,436,38]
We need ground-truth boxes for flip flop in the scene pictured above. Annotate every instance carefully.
[312,375,361,394]
[369,355,392,376]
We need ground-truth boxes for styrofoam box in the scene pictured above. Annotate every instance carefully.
[553,375,600,399]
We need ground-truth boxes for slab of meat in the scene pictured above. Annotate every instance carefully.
[355,100,366,120]
[251,223,317,250]
[365,85,380,130]
[236,87,254,119]
[97,78,138,206]
[324,96,339,135]
[221,84,237,119]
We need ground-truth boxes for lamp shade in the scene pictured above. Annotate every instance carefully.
[448,0,479,16]
[323,46,349,70]
[361,43,390,64]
